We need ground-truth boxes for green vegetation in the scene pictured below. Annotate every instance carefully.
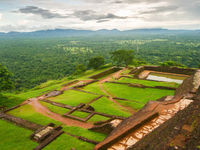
[103,82,174,109]
[8,104,61,125]
[40,101,69,115]
[73,64,87,75]
[90,97,131,117]
[48,90,97,106]
[0,119,37,150]
[44,134,94,150]
[159,60,186,68]
[0,64,14,92]
[71,111,90,118]
[0,34,199,90]
[62,126,106,141]
[88,56,105,69]
[82,82,105,95]
[117,77,179,88]
[111,50,135,67]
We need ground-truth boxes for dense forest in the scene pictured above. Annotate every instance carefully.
[0,30,200,90]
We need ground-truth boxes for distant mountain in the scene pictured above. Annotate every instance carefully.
[0,28,198,38]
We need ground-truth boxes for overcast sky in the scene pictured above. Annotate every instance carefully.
[0,0,200,32]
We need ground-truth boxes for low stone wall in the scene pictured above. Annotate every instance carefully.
[73,80,98,88]
[107,81,176,90]
[144,66,195,75]
[175,70,200,97]
[131,66,196,78]
[89,67,121,79]
[61,80,79,87]
[0,113,42,131]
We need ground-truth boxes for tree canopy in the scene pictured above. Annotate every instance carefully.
[88,56,105,69]
[159,61,186,68]
[111,50,135,67]
[73,64,86,75]
[0,64,14,91]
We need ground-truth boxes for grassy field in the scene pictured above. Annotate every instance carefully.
[40,101,70,115]
[82,82,105,95]
[48,90,97,106]
[8,104,61,126]
[44,134,94,150]
[117,77,179,88]
[0,119,37,150]
[90,97,131,117]
[103,82,175,109]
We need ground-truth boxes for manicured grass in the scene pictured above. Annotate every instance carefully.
[62,126,106,141]
[8,104,61,126]
[103,82,175,104]
[82,82,105,95]
[117,100,145,110]
[90,97,131,117]
[88,114,109,122]
[48,90,97,106]
[40,101,109,123]
[0,119,37,150]
[40,101,69,115]
[44,134,94,150]
[117,78,179,88]
[71,111,90,118]
[0,93,25,108]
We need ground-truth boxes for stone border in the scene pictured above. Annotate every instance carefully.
[95,112,159,149]
[34,126,64,150]
[131,66,195,79]
[61,80,79,87]
[106,81,176,90]
[89,67,121,79]
[0,112,42,131]
[73,79,98,88]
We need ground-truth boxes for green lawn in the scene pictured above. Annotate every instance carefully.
[8,104,61,126]
[40,101,69,115]
[90,97,131,117]
[0,119,37,150]
[117,78,179,88]
[0,93,25,108]
[103,82,175,109]
[82,82,105,95]
[48,90,97,106]
[45,125,107,150]
[62,126,106,141]
[44,133,94,150]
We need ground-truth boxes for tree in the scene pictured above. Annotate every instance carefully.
[88,56,105,69]
[0,64,14,91]
[111,50,135,67]
[73,64,86,75]
[159,61,186,68]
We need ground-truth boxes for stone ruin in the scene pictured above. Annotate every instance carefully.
[94,68,200,150]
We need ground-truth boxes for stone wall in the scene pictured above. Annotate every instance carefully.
[89,67,121,79]
[132,66,196,78]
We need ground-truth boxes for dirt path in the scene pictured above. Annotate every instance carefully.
[98,68,135,114]
[29,98,93,129]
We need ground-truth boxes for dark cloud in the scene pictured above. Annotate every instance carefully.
[17,6,67,19]
[73,10,127,22]
[140,5,179,14]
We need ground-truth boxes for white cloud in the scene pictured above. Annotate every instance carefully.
[0,0,200,32]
